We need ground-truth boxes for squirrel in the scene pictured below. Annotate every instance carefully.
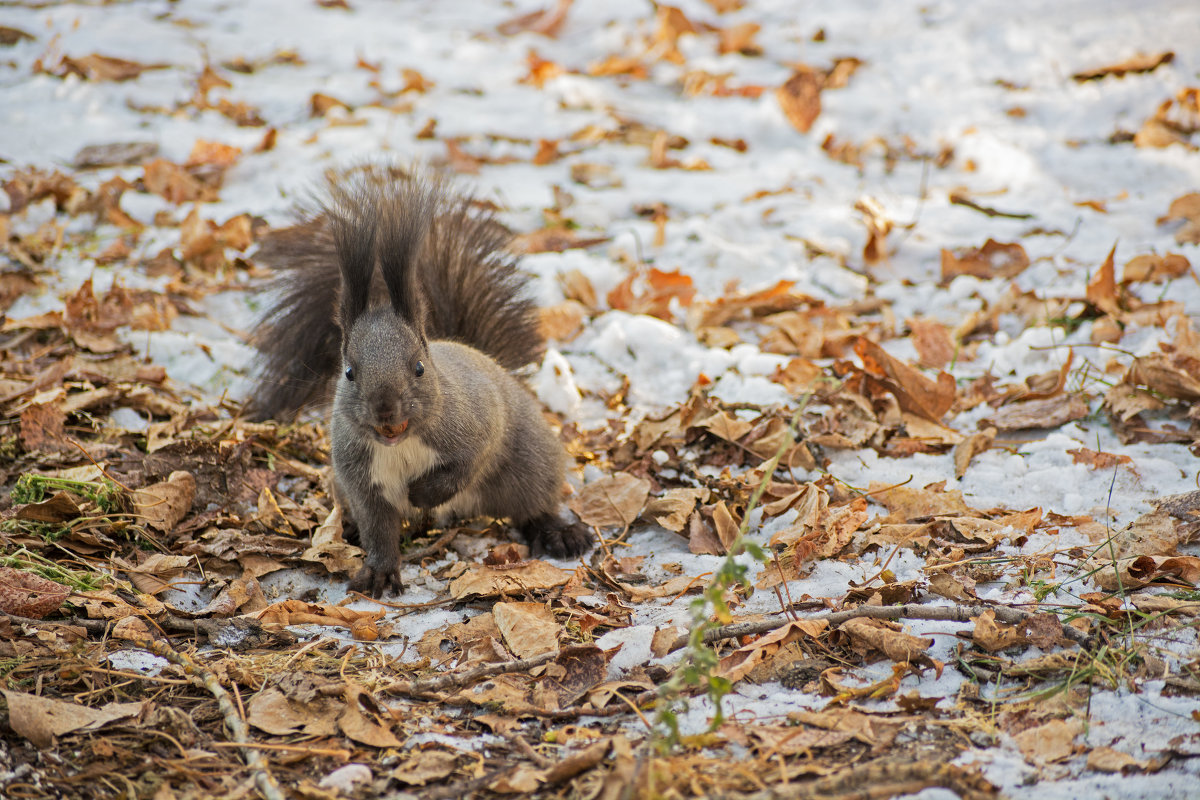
[249,166,594,595]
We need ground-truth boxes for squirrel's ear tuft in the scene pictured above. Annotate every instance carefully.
[377,178,436,331]
[326,177,378,327]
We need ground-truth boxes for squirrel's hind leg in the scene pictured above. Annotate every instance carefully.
[520,514,594,559]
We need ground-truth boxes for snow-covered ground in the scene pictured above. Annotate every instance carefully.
[4,1,1200,797]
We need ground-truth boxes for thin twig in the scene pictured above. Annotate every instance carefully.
[666,602,1088,653]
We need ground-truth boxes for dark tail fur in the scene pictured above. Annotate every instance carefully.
[248,165,544,422]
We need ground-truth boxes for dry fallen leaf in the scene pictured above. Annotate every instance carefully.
[776,67,822,133]
[0,567,69,619]
[568,473,650,529]
[493,601,560,658]
[2,690,143,748]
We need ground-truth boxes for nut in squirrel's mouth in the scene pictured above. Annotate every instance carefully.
[375,419,410,444]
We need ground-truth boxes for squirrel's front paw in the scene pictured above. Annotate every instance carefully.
[407,474,457,509]
[523,515,595,559]
[348,564,404,597]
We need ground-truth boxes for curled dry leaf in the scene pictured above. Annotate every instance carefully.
[252,599,384,641]
[0,567,69,619]
[838,617,933,664]
[301,504,364,574]
[644,487,705,532]
[854,337,956,423]
[133,470,195,533]
[339,686,403,748]
[717,619,828,683]
[953,426,995,479]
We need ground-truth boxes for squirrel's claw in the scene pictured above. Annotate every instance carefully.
[348,564,404,597]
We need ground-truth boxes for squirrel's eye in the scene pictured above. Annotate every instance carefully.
[345,367,355,382]
[414,361,425,378]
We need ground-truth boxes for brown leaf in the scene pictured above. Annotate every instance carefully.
[1073,52,1174,81]
[712,500,741,551]
[493,602,560,658]
[1123,253,1191,283]
[1109,490,1200,559]
[247,683,339,737]
[132,471,195,533]
[953,427,995,479]
[776,67,822,133]
[13,490,80,523]
[940,239,1029,282]
[1,691,144,748]
[310,92,350,117]
[854,337,956,423]
[1067,447,1133,471]
[1087,746,1153,774]
[980,394,1089,431]
[391,749,460,785]
[448,561,573,599]
[717,22,761,56]
[717,619,828,682]
[252,599,384,640]
[53,53,168,82]
[19,400,66,451]
[497,0,573,37]
[839,617,932,664]
[1013,718,1084,765]
[73,142,158,169]
[0,26,34,46]
[568,473,650,529]
[339,686,403,748]
[644,488,705,532]
[0,568,69,619]
[1124,353,1200,402]
[301,505,364,575]
[870,482,971,523]
[510,226,609,254]
[1086,243,1120,315]
[909,318,956,370]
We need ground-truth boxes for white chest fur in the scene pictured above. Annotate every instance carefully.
[367,437,482,521]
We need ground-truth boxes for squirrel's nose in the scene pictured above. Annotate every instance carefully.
[376,406,396,423]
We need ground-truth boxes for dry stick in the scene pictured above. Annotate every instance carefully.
[385,646,569,696]
[401,526,462,562]
[128,637,284,800]
[666,602,1089,653]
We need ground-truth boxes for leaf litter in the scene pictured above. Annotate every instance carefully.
[1,1,1200,799]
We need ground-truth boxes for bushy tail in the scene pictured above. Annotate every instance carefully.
[247,166,544,421]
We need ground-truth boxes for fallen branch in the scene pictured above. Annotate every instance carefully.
[402,526,462,562]
[129,636,284,800]
[668,602,1088,653]
[385,645,584,696]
